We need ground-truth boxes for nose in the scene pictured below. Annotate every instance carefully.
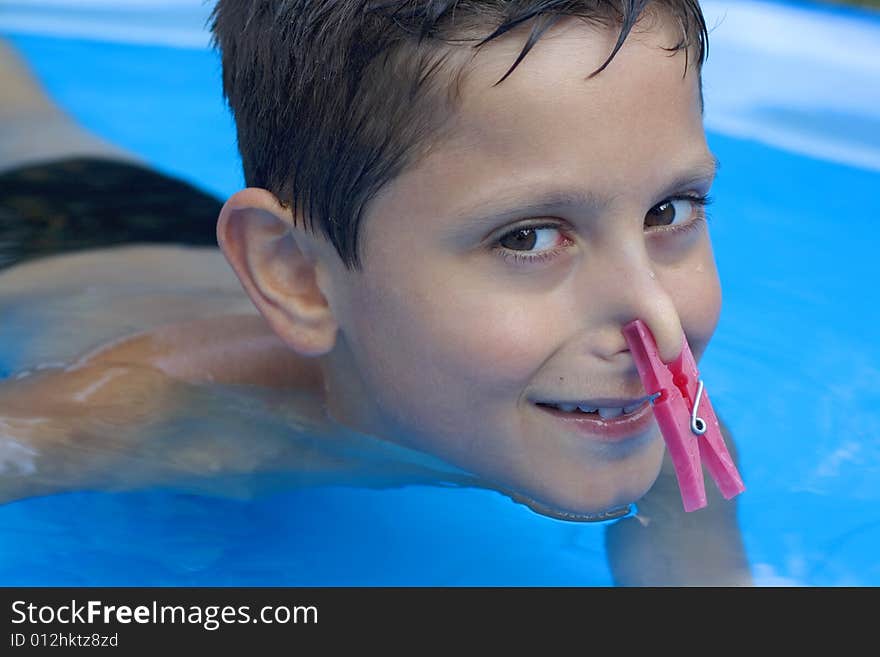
[586,243,684,365]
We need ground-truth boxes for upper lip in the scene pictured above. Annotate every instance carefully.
[533,394,653,407]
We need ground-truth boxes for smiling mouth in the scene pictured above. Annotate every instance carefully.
[531,395,658,443]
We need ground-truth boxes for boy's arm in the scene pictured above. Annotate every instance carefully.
[0,315,321,504]
[0,360,197,503]
[604,418,753,586]
[0,360,355,506]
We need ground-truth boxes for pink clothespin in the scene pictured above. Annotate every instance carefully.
[622,319,745,512]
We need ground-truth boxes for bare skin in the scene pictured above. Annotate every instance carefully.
[0,39,140,174]
[0,248,302,498]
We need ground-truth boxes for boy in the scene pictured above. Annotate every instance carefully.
[0,1,750,584]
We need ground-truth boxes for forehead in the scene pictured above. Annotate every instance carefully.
[452,16,701,147]
[363,16,708,244]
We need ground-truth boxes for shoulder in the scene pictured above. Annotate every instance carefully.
[87,314,322,390]
[0,245,321,391]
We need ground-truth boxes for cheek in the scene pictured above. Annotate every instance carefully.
[352,269,557,405]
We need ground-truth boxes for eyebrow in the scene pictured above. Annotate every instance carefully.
[450,155,720,229]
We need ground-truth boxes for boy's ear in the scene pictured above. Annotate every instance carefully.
[216,188,337,357]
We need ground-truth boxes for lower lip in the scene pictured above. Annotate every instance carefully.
[534,401,656,443]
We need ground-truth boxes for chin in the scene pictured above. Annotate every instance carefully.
[495,454,664,522]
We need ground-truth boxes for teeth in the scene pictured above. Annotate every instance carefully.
[548,403,642,417]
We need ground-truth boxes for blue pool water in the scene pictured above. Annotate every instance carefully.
[1,0,879,586]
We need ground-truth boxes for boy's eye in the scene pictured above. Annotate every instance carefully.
[644,198,699,228]
[497,226,561,252]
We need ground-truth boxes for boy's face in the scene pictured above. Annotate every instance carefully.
[317,17,721,515]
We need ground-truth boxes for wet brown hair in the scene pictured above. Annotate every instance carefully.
[210,1,709,268]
